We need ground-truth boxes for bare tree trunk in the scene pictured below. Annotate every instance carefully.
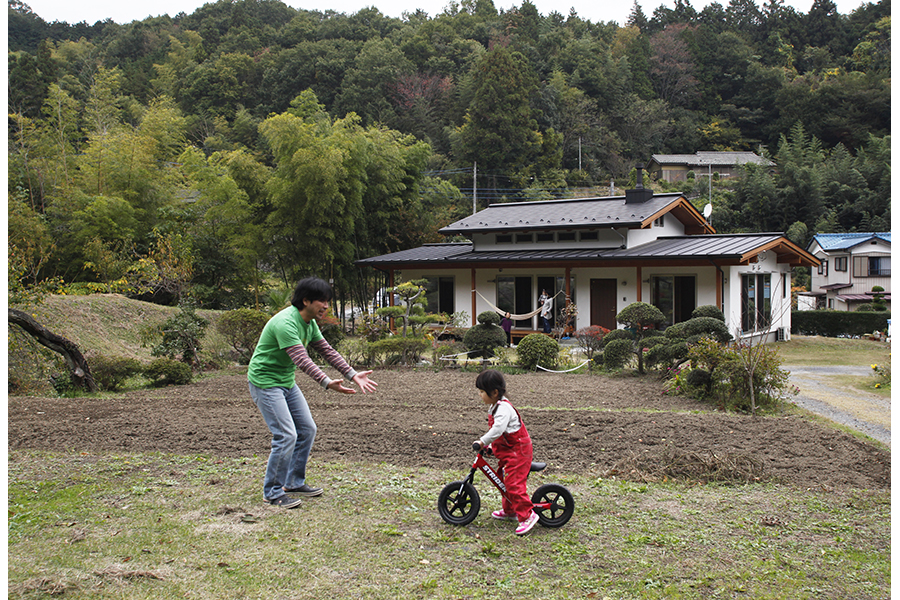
[8,308,98,392]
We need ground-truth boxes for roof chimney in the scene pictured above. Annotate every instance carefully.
[625,163,653,204]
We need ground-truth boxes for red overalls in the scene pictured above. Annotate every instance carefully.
[489,399,534,521]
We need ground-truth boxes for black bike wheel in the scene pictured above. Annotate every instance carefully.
[532,483,574,528]
[437,481,480,526]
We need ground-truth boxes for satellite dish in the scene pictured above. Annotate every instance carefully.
[703,203,713,218]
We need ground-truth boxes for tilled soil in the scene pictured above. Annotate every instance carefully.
[7,369,890,490]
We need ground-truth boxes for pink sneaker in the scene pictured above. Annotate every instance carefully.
[515,511,540,536]
[491,509,516,521]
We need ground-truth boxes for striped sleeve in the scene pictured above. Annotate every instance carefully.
[285,340,358,390]
[308,338,357,381]
[284,344,332,388]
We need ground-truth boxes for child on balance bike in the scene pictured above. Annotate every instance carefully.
[472,369,540,536]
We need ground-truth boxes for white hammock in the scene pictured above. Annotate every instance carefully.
[473,289,566,321]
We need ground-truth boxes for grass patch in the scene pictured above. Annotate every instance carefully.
[8,450,890,600]
[775,335,890,367]
[832,374,892,397]
[19,294,227,364]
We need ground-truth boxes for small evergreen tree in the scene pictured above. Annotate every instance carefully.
[143,299,209,367]
[615,302,666,374]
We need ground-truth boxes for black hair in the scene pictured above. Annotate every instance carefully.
[291,277,333,310]
[475,369,506,399]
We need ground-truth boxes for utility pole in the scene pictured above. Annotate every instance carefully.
[578,137,582,172]
[473,161,477,215]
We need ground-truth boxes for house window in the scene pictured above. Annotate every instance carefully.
[650,275,696,328]
[425,277,455,315]
[869,256,890,276]
[818,260,828,276]
[579,231,598,241]
[834,256,848,272]
[516,233,533,243]
[742,274,771,333]
[853,256,891,277]
[497,276,534,328]
[536,233,554,242]
[653,215,665,227]
[558,232,576,242]
[496,234,512,244]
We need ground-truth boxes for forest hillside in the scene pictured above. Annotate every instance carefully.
[8,0,891,311]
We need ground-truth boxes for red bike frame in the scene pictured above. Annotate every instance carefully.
[467,449,551,511]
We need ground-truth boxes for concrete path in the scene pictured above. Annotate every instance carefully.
[784,365,891,447]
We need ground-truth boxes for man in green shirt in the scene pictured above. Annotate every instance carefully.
[248,277,377,508]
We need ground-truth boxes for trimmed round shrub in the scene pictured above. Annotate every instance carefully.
[691,305,725,321]
[516,333,559,371]
[686,368,711,388]
[603,338,633,370]
[144,358,193,387]
[601,328,634,346]
[476,310,501,327]
[643,331,666,348]
[89,355,143,391]
[665,317,732,343]
[463,312,507,358]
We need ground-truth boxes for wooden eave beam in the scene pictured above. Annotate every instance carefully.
[739,239,819,267]
[640,197,715,235]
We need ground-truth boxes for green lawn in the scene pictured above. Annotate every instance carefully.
[8,451,891,600]
[776,335,890,367]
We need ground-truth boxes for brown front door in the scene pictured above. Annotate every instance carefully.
[590,278,618,330]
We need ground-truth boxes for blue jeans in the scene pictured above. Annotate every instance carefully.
[249,382,317,500]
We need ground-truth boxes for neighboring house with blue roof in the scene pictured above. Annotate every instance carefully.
[801,232,892,311]
[646,151,775,183]
[357,176,818,343]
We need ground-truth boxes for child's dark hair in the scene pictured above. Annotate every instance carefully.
[475,369,506,398]
[291,277,333,310]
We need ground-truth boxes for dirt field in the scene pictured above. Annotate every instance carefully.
[7,369,890,490]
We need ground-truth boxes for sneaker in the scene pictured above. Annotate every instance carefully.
[266,494,302,509]
[283,484,323,497]
[515,511,540,536]
[491,509,516,521]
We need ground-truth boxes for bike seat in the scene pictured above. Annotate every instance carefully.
[530,461,547,472]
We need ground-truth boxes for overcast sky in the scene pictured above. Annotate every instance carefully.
[23,0,869,28]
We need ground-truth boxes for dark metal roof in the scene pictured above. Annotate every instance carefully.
[601,234,787,259]
[650,151,774,168]
[837,294,892,301]
[356,234,819,268]
[438,193,685,235]
[820,283,853,290]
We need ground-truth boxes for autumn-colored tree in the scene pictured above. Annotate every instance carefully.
[649,24,699,107]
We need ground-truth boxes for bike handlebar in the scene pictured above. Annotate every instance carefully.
[472,442,492,455]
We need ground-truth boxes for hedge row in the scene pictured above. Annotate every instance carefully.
[791,310,891,337]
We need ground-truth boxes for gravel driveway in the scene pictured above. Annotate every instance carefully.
[785,365,891,447]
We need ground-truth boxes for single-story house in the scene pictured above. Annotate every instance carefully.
[356,179,818,344]
[647,151,775,183]
[799,232,891,311]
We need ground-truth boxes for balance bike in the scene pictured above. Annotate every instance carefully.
[437,443,574,528]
